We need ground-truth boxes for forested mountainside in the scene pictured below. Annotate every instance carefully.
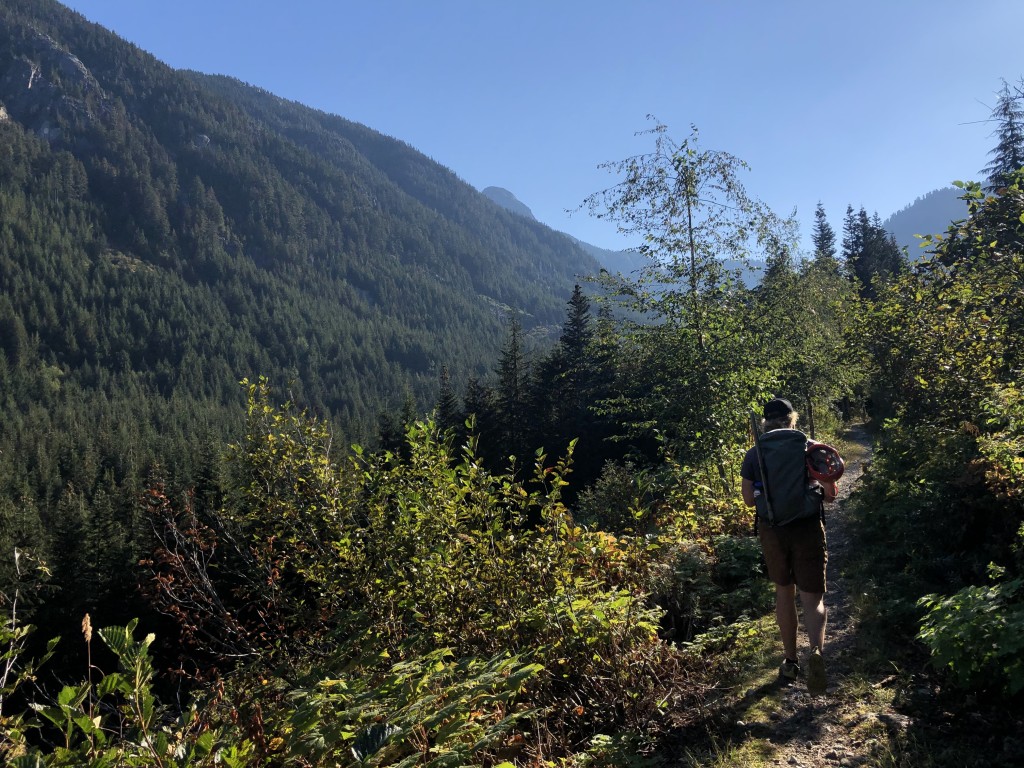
[882,186,969,258]
[0,0,598,433]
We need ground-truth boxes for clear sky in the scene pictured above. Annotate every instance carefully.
[62,0,1024,255]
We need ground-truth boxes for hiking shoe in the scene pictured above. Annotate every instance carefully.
[807,647,827,695]
[779,658,800,683]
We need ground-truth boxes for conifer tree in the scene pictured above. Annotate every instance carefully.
[462,376,500,466]
[867,213,907,290]
[435,365,462,438]
[843,205,906,299]
[377,392,417,458]
[761,242,796,290]
[526,288,626,491]
[812,202,840,274]
[841,205,862,268]
[495,314,530,464]
[982,79,1024,192]
[559,285,592,363]
[536,285,595,456]
[462,377,495,427]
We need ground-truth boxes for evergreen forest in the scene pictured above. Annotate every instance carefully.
[1,1,1023,766]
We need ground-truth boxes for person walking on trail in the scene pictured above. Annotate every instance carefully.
[740,397,840,695]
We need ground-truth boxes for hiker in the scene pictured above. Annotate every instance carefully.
[740,397,840,694]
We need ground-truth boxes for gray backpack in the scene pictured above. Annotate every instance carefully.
[753,428,824,527]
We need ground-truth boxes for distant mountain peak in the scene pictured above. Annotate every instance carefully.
[481,186,536,220]
[881,187,968,258]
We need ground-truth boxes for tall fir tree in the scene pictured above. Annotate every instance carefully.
[868,212,906,287]
[495,313,531,465]
[982,79,1024,192]
[841,205,862,265]
[536,285,594,455]
[812,202,841,274]
[462,376,500,466]
[435,365,462,439]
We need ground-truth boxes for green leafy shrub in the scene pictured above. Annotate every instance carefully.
[646,533,770,647]
[144,383,697,760]
[575,460,655,534]
[852,176,1024,711]
[649,541,716,643]
[709,534,772,619]
[0,617,254,767]
[284,647,542,767]
[918,572,1024,695]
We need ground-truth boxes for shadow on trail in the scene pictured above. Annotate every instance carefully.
[727,676,834,744]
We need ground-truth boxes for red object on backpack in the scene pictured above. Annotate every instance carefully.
[806,441,845,482]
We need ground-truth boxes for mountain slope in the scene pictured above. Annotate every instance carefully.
[481,185,649,275]
[0,0,601,439]
[882,186,968,258]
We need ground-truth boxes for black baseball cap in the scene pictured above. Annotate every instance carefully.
[763,398,794,419]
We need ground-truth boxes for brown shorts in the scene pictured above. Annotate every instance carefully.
[758,516,827,594]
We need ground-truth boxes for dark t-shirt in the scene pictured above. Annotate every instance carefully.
[740,446,760,482]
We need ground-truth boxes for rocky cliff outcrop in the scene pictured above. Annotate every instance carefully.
[0,26,110,140]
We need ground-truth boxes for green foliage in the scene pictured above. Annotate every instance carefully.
[575,461,656,533]
[575,731,661,767]
[811,201,840,268]
[571,124,864,511]
[453,286,626,496]
[842,205,907,299]
[0,550,55,734]
[708,535,773,619]
[143,382,692,759]
[284,647,542,767]
[754,238,867,429]
[224,377,363,631]
[864,177,1023,426]
[0,0,604,659]
[912,384,1024,696]
[917,570,1024,695]
[649,533,770,646]
[976,385,1024,573]
[852,172,1024,705]
[982,78,1024,192]
[0,617,255,767]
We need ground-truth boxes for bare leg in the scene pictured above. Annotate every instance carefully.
[799,590,827,651]
[775,583,798,659]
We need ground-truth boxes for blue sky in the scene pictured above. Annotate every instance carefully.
[63,0,1024,255]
